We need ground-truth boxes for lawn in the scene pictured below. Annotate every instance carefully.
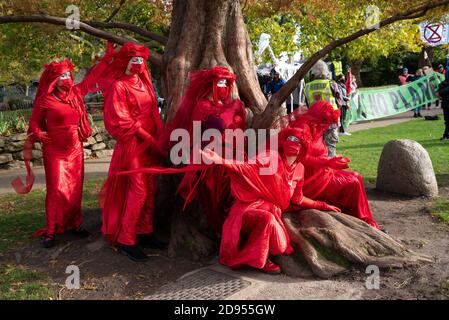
[0,179,104,300]
[339,115,449,186]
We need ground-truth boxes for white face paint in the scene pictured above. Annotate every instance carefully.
[59,72,71,80]
[217,79,227,88]
[286,136,301,142]
[129,56,144,65]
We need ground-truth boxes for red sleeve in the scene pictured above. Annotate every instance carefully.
[28,100,47,138]
[191,99,217,122]
[75,59,109,96]
[103,81,142,141]
[290,163,305,204]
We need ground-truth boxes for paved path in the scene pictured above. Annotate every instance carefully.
[0,158,111,195]
[0,107,443,195]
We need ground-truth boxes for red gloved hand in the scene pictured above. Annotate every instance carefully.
[137,128,166,158]
[315,201,341,212]
[327,156,350,170]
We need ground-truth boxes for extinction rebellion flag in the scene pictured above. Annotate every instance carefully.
[345,72,445,127]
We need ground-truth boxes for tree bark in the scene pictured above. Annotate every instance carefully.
[275,210,431,278]
[350,59,364,88]
[418,46,434,69]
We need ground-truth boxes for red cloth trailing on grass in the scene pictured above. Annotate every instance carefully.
[98,43,164,246]
[11,58,108,236]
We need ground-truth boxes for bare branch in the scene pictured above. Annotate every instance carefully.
[0,14,163,67]
[85,20,168,45]
[105,0,126,22]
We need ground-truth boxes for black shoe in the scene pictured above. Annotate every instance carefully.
[413,114,418,118]
[69,228,91,238]
[139,234,169,249]
[418,113,423,118]
[440,136,449,141]
[118,245,148,262]
[42,234,55,248]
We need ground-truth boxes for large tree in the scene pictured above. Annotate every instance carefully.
[0,0,444,277]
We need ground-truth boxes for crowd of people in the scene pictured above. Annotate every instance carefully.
[9,42,400,275]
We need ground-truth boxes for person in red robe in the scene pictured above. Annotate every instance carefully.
[11,55,111,248]
[273,100,380,229]
[97,42,165,262]
[165,66,247,234]
[200,126,341,274]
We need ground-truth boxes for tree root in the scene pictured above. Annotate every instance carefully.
[278,209,432,278]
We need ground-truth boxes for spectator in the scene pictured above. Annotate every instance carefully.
[398,67,412,85]
[437,64,446,77]
[437,76,449,140]
[332,74,351,136]
[265,68,285,96]
[407,68,424,118]
[304,60,340,157]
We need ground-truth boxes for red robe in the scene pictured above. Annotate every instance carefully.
[219,152,302,269]
[294,116,379,228]
[101,75,162,246]
[27,73,100,236]
[177,98,246,233]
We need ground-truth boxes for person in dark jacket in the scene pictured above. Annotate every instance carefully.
[437,77,449,140]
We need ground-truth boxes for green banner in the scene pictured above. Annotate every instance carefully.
[345,72,445,127]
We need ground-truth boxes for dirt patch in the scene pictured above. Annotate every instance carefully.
[0,209,205,300]
[0,186,448,300]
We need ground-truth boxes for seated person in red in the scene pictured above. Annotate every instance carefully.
[12,54,111,248]
[201,126,340,274]
[165,66,246,234]
[279,100,380,229]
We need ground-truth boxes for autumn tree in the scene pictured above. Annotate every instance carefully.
[0,0,446,277]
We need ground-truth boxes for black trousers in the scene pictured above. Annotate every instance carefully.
[339,105,347,132]
[443,100,449,137]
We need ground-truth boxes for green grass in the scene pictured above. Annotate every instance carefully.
[339,116,449,186]
[0,179,104,253]
[427,198,449,224]
[0,264,56,300]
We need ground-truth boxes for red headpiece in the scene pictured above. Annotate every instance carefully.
[34,59,74,103]
[168,66,236,134]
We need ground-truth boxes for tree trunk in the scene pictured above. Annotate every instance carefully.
[350,59,364,88]
[162,0,267,124]
[418,46,434,69]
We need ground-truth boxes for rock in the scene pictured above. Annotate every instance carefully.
[34,142,42,150]
[12,151,24,161]
[376,139,438,197]
[83,136,97,148]
[33,158,44,166]
[106,140,116,149]
[84,148,92,159]
[0,153,13,165]
[32,150,43,160]
[0,137,5,148]
[5,141,24,152]
[94,149,113,158]
[7,133,28,142]
[94,134,104,143]
[87,113,99,135]
[6,160,25,169]
[91,143,106,151]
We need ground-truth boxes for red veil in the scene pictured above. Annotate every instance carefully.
[11,59,92,194]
